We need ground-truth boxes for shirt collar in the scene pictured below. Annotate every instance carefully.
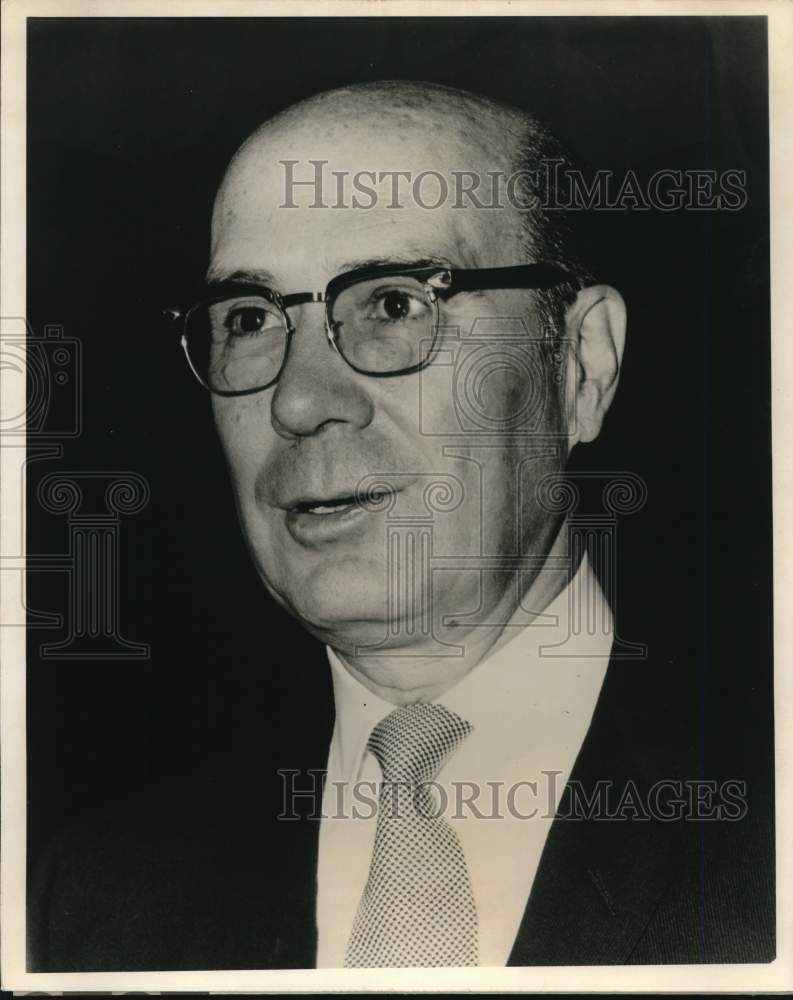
[326,645,394,783]
[326,553,612,781]
[442,553,612,738]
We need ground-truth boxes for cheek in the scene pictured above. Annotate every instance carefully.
[212,395,272,487]
[492,345,561,434]
[416,328,561,439]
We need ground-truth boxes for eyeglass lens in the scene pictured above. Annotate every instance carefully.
[185,275,439,393]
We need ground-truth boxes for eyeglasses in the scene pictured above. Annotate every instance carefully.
[165,261,574,397]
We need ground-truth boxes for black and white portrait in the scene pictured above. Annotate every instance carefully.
[0,7,784,991]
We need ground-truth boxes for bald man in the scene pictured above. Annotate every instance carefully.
[30,82,773,971]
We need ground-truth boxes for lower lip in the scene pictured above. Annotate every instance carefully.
[285,501,375,546]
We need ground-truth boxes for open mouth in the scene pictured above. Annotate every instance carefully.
[286,485,399,520]
[291,496,358,516]
[283,485,404,544]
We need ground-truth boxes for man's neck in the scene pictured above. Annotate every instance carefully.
[332,522,575,706]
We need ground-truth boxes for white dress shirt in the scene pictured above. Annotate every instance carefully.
[316,555,613,967]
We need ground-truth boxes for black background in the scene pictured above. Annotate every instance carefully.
[26,17,772,868]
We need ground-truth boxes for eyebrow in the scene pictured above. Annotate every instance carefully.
[334,255,453,274]
[205,254,454,288]
[205,267,277,288]
[203,256,454,295]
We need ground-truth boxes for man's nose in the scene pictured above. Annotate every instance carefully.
[270,303,375,439]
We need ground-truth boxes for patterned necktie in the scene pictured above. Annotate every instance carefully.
[344,702,478,968]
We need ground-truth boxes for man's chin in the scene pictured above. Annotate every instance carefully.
[273,559,393,647]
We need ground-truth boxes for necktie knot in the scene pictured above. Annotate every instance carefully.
[368,702,472,784]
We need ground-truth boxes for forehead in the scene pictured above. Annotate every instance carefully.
[208,114,522,287]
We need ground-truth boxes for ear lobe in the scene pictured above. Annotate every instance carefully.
[565,285,627,446]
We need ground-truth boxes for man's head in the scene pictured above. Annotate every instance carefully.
[203,81,625,665]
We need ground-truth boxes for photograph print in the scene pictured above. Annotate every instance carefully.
[10,10,777,982]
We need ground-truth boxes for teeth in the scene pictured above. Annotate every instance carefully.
[304,498,355,515]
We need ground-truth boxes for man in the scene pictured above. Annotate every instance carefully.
[29,81,773,970]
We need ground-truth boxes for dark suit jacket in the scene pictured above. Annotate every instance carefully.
[28,621,775,970]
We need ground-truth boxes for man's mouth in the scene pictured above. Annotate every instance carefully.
[291,495,358,516]
[285,484,398,515]
[282,487,400,544]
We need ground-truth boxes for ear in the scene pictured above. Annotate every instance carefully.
[564,284,626,447]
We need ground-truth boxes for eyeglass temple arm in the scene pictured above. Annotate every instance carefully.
[449,262,574,293]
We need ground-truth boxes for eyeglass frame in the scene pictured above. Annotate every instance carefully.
[165,260,577,397]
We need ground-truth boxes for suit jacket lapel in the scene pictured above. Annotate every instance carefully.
[214,635,335,969]
[273,644,335,968]
[508,657,686,965]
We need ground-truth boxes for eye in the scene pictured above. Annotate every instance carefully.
[226,306,267,337]
[226,304,277,338]
[371,288,429,322]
